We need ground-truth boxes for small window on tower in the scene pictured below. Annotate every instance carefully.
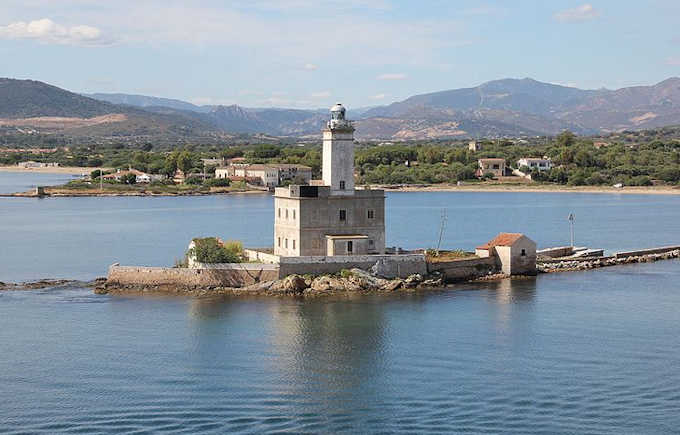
[367,210,375,219]
[278,237,281,247]
[339,180,345,190]
[339,210,346,221]
[292,240,296,249]
[347,241,353,253]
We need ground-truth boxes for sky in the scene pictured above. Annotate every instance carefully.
[0,0,679,109]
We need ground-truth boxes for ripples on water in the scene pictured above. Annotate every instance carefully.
[1,262,680,434]
[2,173,680,433]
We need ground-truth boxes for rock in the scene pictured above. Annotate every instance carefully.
[370,259,399,279]
[309,276,339,293]
[380,279,403,291]
[269,275,307,294]
[349,268,387,289]
[241,280,276,293]
[404,273,423,288]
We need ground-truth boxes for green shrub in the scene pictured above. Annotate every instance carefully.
[204,177,231,187]
[188,237,242,264]
[185,175,203,185]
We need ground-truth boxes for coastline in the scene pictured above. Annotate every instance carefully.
[0,165,101,175]
[371,183,680,195]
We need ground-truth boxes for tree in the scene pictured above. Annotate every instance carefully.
[177,151,193,174]
[120,173,137,185]
[557,130,576,147]
[188,237,242,263]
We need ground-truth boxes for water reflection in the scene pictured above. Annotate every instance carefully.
[480,277,537,305]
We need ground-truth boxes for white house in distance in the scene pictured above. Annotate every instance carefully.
[215,163,312,187]
[517,157,553,172]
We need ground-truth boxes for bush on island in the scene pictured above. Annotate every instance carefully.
[188,237,243,263]
[184,175,203,185]
[204,177,231,187]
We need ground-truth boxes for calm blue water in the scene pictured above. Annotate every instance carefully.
[0,170,74,195]
[1,172,680,433]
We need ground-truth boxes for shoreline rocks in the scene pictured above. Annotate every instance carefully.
[97,269,448,298]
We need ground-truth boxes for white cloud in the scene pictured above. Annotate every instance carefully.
[554,4,600,22]
[0,18,110,46]
[370,93,387,100]
[311,91,331,98]
[303,63,318,70]
[377,73,407,80]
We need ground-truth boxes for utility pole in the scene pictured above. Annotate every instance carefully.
[436,209,448,255]
[99,167,103,192]
[568,213,575,247]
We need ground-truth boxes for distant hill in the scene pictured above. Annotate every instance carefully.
[0,78,222,143]
[3,77,680,142]
[86,93,208,113]
[0,78,118,118]
[359,77,680,138]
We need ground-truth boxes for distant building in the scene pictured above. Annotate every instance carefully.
[215,163,312,187]
[17,161,60,168]
[475,233,537,275]
[201,158,226,168]
[468,141,482,152]
[102,169,162,183]
[477,158,506,178]
[517,157,553,172]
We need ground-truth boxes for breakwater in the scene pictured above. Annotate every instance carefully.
[538,247,680,272]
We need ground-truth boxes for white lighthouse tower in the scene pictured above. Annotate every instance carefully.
[322,103,355,195]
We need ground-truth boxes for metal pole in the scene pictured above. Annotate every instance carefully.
[100,167,103,192]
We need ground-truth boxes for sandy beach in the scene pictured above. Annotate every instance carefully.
[0,165,102,175]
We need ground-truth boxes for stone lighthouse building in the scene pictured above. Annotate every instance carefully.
[273,104,386,257]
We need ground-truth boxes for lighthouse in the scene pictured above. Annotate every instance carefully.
[273,104,385,257]
[322,103,355,194]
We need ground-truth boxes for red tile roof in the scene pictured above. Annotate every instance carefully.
[476,233,524,250]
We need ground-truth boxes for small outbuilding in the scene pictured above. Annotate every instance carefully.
[476,233,537,275]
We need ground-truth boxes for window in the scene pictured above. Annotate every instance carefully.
[339,180,345,190]
[339,210,346,221]
[278,208,281,218]
[521,249,526,257]
[347,241,353,253]
[285,209,289,219]
[367,210,374,219]
[369,239,374,247]
[278,237,281,247]
[292,240,296,249]
[492,164,500,169]
[285,239,288,248]
[292,209,296,220]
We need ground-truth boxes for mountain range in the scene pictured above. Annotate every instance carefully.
[2,77,680,142]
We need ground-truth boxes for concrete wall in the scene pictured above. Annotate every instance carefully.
[537,246,575,258]
[427,257,498,282]
[108,264,280,288]
[278,253,426,278]
[615,245,680,258]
